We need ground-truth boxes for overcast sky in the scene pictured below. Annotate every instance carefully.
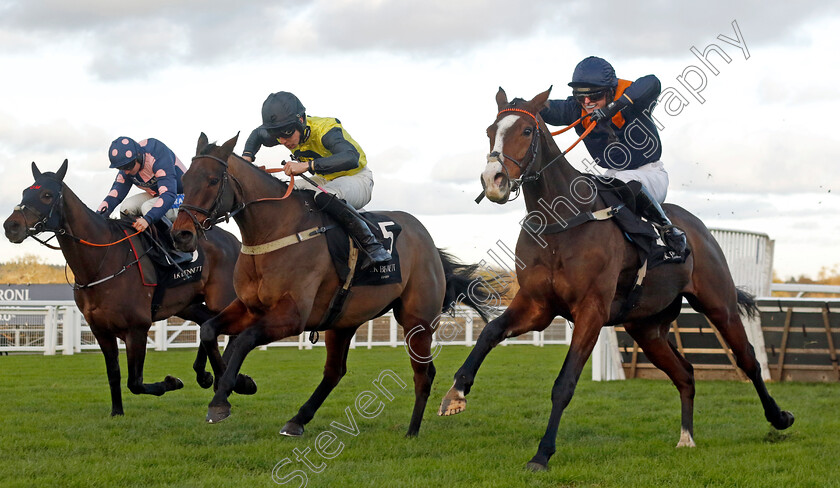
[1,1,838,281]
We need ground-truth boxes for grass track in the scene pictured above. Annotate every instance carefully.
[1,345,838,487]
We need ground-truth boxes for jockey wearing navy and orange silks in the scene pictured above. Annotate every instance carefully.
[98,136,186,233]
[540,56,686,258]
[242,91,391,270]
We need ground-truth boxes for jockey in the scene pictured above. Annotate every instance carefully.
[98,136,187,233]
[242,91,391,270]
[541,56,687,259]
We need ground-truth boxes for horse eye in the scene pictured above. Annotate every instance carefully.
[523,128,533,136]
[42,192,53,200]
[209,177,220,186]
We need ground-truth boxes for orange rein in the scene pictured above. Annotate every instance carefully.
[79,229,143,247]
[251,167,295,203]
[550,115,597,154]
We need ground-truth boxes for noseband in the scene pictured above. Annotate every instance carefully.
[178,154,243,234]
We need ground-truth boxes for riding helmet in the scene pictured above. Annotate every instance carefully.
[259,91,307,132]
[108,136,144,169]
[568,56,618,89]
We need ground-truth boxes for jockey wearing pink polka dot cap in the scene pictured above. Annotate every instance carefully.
[99,136,187,232]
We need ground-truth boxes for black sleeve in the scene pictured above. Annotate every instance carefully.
[311,127,361,174]
[540,97,583,126]
[242,127,279,160]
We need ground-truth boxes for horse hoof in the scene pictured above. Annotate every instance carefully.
[438,387,466,416]
[233,374,258,395]
[165,375,184,391]
[525,461,548,472]
[279,421,304,437]
[196,371,214,389]
[110,410,124,417]
[206,404,231,424]
[772,410,795,430]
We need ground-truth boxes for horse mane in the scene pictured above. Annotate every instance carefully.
[197,142,293,194]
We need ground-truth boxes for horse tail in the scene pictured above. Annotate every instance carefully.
[436,248,504,324]
[736,287,759,320]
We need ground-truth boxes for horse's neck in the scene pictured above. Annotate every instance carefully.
[229,157,314,245]
[523,126,590,217]
[56,186,115,282]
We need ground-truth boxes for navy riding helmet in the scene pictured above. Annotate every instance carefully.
[259,91,307,133]
[108,137,144,169]
[569,56,618,89]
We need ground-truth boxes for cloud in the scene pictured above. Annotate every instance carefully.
[3,1,836,80]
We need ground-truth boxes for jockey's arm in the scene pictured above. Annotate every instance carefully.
[620,74,662,111]
[97,173,132,215]
[141,167,178,225]
[309,127,360,175]
[540,97,583,126]
[242,128,280,161]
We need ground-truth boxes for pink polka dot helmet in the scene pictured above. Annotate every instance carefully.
[108,136,144,169]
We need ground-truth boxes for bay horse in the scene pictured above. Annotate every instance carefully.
[171,133,493,436]
[438,88,794,470]
[3,160,254,416]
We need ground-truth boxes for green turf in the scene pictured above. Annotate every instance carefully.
[1,345,837,487]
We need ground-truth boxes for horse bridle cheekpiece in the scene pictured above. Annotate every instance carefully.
[491,107,542,187]
[178,154,242,234]
[16,176,64,235]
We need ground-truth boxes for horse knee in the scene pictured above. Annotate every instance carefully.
[200,324,218,344]
[127,379,145,395]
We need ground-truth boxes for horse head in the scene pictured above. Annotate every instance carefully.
[481,87,552,204]
[4,159,69,243]
[172,133,239,252]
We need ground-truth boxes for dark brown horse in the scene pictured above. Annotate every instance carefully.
[171,133,492,436]
[438,88,793,470]
[3,160,253,416]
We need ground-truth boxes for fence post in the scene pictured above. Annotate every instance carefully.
[389,314,398,347]
[155,320,167,351]
[464,309,473,346]
[61,306,74,355]
[44,306,57,356]
[367,320,373,349]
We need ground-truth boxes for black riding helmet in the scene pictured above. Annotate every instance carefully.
[259,91,307,136]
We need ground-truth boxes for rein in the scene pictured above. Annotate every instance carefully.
[178,154,296,233]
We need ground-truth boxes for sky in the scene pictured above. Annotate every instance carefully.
[0,0,838,281]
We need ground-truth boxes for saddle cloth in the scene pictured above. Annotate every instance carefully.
[325,212,402,286]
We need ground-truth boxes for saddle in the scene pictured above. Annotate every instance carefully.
[585,176,687,269]
[118,215,205,315]
[306,210,403,343]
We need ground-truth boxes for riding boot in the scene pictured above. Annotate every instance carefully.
[635,186,687,258]
[314,192,392,270]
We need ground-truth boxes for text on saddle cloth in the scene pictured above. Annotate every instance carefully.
[325,212,403,286]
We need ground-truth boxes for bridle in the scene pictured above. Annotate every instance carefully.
[488,108,551,200]
[178,154,244,235]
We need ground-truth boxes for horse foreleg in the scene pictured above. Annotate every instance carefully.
[199,300,257,396]
[280,327,357,437]
[93,330,123,416]
[207,324,265,423]
[124,328,184,397]
[527,313,603,471]
[438,313,511,416]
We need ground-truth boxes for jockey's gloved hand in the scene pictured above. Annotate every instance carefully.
[590,98,628,123]
[97,207,109,216]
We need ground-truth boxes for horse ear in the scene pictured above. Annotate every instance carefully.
[220,132,239,156]
[55,159,69,181]
[196,132,209,155]
[495,87,508,110]
[530,86,553,111]
[32,162,42,179]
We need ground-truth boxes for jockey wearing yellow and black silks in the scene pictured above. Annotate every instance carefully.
[242,91,390,269]
[540,56,686,260]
